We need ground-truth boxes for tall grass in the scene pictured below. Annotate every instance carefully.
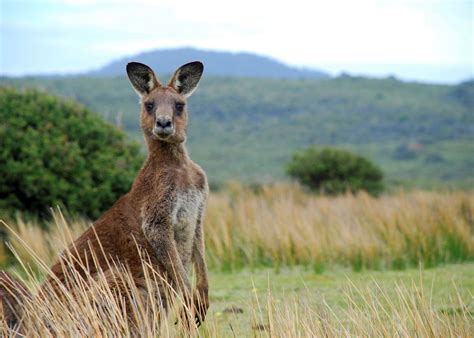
[206,184,474,271]
[1,226,202,337]
[1,185,473,272]
[1,218,472,337]
[255,279,472,337]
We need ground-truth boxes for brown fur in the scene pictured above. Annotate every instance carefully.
[0,61,209,329]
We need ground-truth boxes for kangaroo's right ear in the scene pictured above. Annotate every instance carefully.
[126,62,161,96]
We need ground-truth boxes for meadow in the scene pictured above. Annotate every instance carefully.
[1,185,473,336]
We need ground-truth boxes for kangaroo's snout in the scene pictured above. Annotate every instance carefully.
[154,117,173,137]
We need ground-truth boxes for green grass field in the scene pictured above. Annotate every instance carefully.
[4,259,473,336]
[206,263,474,336]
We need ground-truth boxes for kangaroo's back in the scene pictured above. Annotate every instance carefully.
[46,194,161,290]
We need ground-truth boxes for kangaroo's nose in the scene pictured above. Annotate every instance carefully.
[156,118,172,129]
[154,117,173,137]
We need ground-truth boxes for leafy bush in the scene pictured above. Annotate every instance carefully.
[393,144,418,160]
[0,87,144,219]
[286,146,384,195]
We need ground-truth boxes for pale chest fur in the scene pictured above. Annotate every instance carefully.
[172,189,204,232]
[171,189,205,269]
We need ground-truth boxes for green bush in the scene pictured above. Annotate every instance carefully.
[0,87,144,219]
[286,146,384,195]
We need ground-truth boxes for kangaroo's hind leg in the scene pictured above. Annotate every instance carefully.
[91,269,169,334]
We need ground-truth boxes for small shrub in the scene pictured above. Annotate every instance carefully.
[0,87,144,219]
[286,146,384,195]
[393,144,418,160]
[424,153,445,164]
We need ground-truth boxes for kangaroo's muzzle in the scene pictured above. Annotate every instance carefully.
[154,117,174,137]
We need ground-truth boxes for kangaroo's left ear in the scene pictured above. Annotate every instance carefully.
[168,61,204,98]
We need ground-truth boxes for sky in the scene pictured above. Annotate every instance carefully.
[1,0,473,83]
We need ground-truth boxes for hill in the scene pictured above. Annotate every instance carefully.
[88,47,329,79]
[1,75,473,188]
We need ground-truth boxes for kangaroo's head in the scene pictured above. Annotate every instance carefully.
[126,61,204,144]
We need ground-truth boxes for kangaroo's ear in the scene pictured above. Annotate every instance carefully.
[168,61,204,98]
[126,62,161,96]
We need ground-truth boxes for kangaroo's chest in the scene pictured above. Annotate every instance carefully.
[171,189,204,268]
[172,190,203,229]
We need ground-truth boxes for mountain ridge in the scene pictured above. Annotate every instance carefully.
[88,47,330,79]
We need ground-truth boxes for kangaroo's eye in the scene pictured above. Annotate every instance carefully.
[144,102,154,113]
[175,102,185,115]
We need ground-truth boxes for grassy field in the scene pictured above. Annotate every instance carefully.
[2,256,473,336]
[206,263,474,337]
[1,185,473,336]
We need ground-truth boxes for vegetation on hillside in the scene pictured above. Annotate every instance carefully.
[287,146,384,195]
[0,87,144,220]
[1,76,472,188]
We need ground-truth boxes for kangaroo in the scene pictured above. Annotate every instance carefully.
[0,61,209,330]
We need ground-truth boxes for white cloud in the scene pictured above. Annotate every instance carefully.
[53,0,470,65]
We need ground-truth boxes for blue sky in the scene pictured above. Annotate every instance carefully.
[1,0,472,83]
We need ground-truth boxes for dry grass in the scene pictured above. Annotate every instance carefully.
[255,279,473,337]
[1,240,472,337]
[3,212,88,268]
[0,187,473,337]
[1,185,473,272]
[1,185,473,273]
[206,184,474,271]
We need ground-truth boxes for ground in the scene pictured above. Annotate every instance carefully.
[204,263,474,336]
